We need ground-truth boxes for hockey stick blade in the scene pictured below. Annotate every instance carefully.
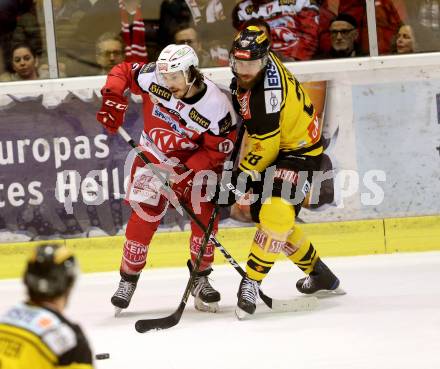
[259,290,319,312]
[270,296,319,312]
[135,207,219,333]
[135,301,186,333]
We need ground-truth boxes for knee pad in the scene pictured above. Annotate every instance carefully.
[259,197,295,237]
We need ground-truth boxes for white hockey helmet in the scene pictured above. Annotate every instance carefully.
[156,44,199,84]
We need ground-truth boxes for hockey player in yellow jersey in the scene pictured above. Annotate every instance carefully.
[0,244,94,368]
[214,25,344,319]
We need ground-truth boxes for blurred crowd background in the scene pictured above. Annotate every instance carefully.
[0,0,439,81]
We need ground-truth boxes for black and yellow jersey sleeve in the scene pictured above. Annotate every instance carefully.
[0,303,93,369]
[236,75,281,176]
[232,52,323,177]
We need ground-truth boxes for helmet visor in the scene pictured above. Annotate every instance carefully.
[156,69,186,88]
[231,56,266,76]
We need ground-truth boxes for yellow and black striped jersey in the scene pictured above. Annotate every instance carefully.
[0,302,93,369]
[231,52,322,177]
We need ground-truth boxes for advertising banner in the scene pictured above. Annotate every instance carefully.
[0,95,142,241]
[1,77,439,241]
[300,77,440,223]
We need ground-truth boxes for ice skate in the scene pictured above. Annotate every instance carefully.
[296,258,345,297]
[235,276,260,320]
[111,272,139,316]
[187,260,220,313]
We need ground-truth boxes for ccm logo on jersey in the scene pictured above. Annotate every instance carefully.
[189,108,210,128]
[264,90,281,113]
[149,82,172,101]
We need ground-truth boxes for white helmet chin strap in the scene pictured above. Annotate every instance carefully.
[183,70,196,98]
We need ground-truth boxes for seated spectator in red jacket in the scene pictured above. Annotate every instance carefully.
[393,24,417,54]
[326,13,360,58]
[233,0,321,61]
[0,43,43,82]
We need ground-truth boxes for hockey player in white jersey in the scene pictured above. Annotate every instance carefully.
[96,44,237,314]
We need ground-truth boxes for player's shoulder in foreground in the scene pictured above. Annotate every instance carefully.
[0,302,83,357]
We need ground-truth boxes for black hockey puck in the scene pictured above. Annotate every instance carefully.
[95,353,110,360]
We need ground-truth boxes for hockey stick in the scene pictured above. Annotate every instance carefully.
[118,127,318,315]
[135,205,220,332]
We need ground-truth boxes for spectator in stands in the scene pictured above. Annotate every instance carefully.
[95,32,125,74]
[0,0,35,71]
[12,0,91,77]
[393,24,417,54]
[158,0,192,49]
[159,0,233,66]
[72,0,149,76]
[190,0,227,24]
[319,0,404,57]
[37,58,68,78]
[173,24,212,67]
[367,0,402,55]
[404,0,440,53]
[119,0,148,62]
[12,1,44,60]
[0,43,43,82]
[336,0,401,55]
[233,0,321,61]
[327,13,360,58]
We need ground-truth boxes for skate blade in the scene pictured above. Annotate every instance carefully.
[271,296,319,312]
[194,297,219,313]
[114,307,123,317]
[312,287,346,298]
[235,306,252,320]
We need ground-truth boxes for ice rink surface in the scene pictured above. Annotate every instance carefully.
[1,251,439,369]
